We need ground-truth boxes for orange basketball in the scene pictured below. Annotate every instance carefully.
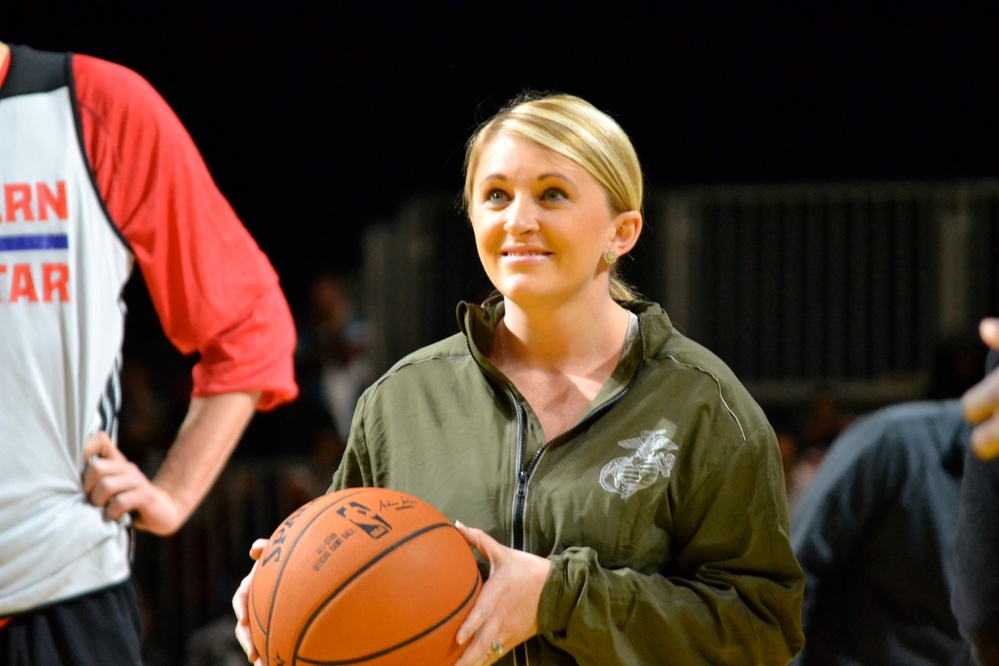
[249,487,482,666]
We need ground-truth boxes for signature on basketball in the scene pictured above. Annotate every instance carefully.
[379,495,418,511]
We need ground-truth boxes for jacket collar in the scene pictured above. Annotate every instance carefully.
[455,293,674,397]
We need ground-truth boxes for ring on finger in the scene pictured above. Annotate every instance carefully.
[490,640,503,657]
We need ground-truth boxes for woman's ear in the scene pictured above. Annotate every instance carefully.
[610,211,643,258]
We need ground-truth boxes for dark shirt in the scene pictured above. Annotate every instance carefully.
[952,350,999,665]
[792,400,973,665]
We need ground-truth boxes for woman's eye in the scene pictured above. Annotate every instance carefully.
[485,189,509,203]
[541,188,568,201]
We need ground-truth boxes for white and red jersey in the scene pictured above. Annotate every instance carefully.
[0,45,298,614]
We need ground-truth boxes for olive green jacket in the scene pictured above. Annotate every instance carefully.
[331,296,804,665]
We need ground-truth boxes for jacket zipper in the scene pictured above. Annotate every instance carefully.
[507,361,642,664]
[510,397,531,666]
[509,369,641,548]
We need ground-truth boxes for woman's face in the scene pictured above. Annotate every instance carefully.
[468,134,626,310]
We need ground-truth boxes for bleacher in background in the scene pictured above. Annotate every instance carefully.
[362,180,999,408]
[649,180,999,406]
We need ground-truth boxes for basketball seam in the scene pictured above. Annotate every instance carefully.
[293,522,481,666]
[253,487,381,662]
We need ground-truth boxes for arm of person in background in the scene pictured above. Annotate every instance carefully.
[953,320,999,664]
[962,318,999,459]
[72,53,297,535]
[83,392,258,534]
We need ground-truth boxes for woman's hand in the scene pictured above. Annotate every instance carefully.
[233,538,269,665]
[453,521,552,665]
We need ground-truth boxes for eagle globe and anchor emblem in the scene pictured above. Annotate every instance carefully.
[599,429,680,500]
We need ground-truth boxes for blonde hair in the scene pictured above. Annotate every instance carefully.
[463,92,644,302]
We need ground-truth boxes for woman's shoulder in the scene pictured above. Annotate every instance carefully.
[369,333,473,387]
[638,304,747,391]
[403,334,469,364]
[637,305,770,437]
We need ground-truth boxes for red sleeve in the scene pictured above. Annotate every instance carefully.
[72,53,298,411]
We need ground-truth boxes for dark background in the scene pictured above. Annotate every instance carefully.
[3,3,998,661]
[4,0,998,305]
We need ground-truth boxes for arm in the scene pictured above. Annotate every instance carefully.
[542,428,803,664]
[74,53,298,410]
[952,319,999,662]
[84,391,260,535]
[73,55,297,532]
[962,318,999,459]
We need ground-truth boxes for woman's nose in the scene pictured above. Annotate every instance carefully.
[503,196,540,236]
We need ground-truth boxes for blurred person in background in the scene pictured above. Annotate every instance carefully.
[791,399,973,665]
[295,273,374,443]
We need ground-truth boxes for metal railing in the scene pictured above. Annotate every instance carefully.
[645,180,999,404]
[361,180,999,405]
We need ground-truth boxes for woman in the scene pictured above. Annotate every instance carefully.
[234,92,804,664]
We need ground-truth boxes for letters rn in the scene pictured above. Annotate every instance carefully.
[1,181,71,304]
[1,181,68,222]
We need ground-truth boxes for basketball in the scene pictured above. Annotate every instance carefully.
[249,487,483,666]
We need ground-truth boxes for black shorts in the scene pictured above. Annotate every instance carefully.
[0,580,143,665]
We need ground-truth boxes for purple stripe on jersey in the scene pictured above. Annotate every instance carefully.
[0,234,69,251]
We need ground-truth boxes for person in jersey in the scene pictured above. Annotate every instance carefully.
[232,92,804,665]
[0,42,298,664]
